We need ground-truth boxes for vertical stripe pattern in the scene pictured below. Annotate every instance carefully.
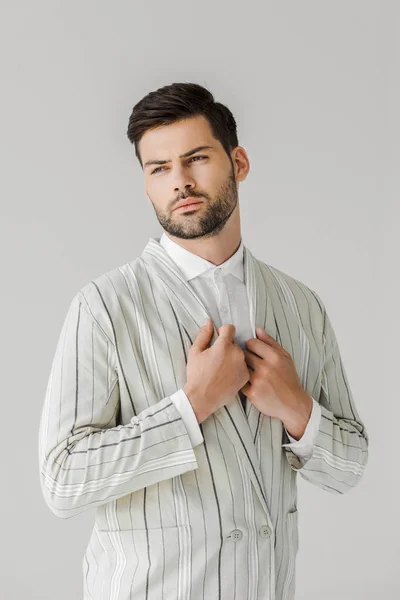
[38,237,369,600]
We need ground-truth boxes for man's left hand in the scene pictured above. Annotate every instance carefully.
[240,327,313,439]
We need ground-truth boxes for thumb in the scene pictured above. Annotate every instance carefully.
[192,318,214,352]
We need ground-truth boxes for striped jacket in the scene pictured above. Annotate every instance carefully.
[38,236,369,600]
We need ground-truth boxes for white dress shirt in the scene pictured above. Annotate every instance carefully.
[159,232,322,464]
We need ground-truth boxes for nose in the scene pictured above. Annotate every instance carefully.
[172,165,196,196]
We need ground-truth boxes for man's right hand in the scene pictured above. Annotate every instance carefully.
[183,319,250,424]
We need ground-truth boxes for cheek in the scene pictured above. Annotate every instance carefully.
[191,179,215,201]
[204,167,228,194]
[145,181,166,205]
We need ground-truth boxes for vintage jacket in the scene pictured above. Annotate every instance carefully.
[38,236,369,600]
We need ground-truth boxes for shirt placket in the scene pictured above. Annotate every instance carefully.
[213,267,232,324]
[212,267,248,412]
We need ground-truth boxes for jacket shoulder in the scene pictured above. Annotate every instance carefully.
[256,258,326,318]
[72,257,142,343]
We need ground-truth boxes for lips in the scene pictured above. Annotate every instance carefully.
[174,198,203,210]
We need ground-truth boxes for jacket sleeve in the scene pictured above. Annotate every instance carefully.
[283,294,369,494]
[38,292,199,519]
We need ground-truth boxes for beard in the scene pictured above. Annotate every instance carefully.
[149,166,238,240]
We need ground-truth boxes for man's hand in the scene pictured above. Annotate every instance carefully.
[183,320,250,424]
[240,327,313,439]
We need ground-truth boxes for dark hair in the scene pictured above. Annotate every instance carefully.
[126,82,239,168]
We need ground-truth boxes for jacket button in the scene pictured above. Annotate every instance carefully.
[229,529,243,542]
[259,525,272,539]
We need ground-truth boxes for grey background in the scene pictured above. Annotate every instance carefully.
[0,1,397,598]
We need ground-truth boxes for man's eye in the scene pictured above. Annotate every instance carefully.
[151,155,207,175]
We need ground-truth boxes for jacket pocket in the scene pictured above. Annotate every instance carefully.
[97,525,191,578]
[287,509,299,554]
[95,525,191,598]
[279,509,300,600]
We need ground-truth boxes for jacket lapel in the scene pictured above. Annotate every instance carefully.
[140,237,278,516]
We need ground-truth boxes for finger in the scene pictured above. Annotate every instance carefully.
[243,349,260,371]
[256,328,283,350]
[192,318,214,352]
[216,323,236,341]
[245,337,270,359]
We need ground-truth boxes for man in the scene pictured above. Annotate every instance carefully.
[38,82,369,600]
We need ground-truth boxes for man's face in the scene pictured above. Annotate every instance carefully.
[139,114,240,240]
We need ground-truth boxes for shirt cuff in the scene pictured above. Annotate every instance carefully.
[281,397,321,461]
[170,388,204,448]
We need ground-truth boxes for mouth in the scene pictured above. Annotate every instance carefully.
[174,199,204,212]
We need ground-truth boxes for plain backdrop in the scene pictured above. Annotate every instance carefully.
[0,1,397,598]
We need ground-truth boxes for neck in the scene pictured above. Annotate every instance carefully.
[163,204,241,266]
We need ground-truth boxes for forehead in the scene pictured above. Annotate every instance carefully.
[140,115,220,166]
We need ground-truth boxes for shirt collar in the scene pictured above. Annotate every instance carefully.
[159,231,244,283]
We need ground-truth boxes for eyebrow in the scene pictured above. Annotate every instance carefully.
[143,145,216,169]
